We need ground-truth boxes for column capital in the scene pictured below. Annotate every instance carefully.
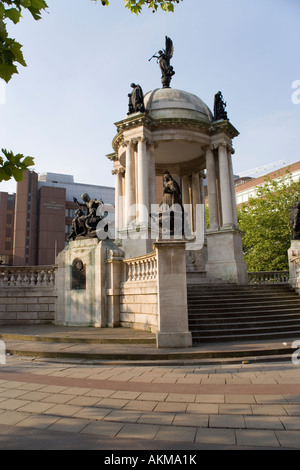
[113,167,125,175]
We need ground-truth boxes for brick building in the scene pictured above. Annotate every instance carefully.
[0,171,114,266]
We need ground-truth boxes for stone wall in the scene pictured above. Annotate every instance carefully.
[119,280,158,332]
[0,266,56,325]
[0,287,56,325]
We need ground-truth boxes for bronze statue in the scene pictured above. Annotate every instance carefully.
[213,91,228,121]
[128,83,145,114]
[67,193,105,241]
[158,170,184,236]
[149,36,175,88]
[289,200,300,240]
[160,170,182,208]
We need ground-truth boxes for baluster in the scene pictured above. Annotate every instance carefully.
[9,273,16,286]
[49,271,55,286]
[127,263,132,281]
[30,271,36,286]
[36,271,42,286]
[16,272,22,286]
[42,271,48,285]
[22,273,29,286]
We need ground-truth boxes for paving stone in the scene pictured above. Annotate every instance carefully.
[155,425,196,443]
[16,413,60,429]
[195,394,224,403]
[73,406,111,421]
[187,403,218,414]
[138,412,175,426]
[42,403,82,417]
[104,409,141,423]
[123,400,157,412]
[219,404,252,415]
[236,429,280,448]
[225,395,256,404]
[251,404,287,416]
[0,398,32,411]
[47,417,89,433]
[283,405,300,416]
[195,428,236,446]
[209,414,245,429]
[280,416,300,430]
[173,413,208,428]
[81,420,124,437]
[0,410,31,425]
[244,415,284,430]
[116,423,159,440]
[275,430,300,449]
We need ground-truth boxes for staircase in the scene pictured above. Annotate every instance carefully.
[188,284,300,343]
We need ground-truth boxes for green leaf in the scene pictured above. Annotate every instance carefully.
[22,156,34,167]
[5,7,22,24]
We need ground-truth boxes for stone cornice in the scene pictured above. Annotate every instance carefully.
[111,112,239,153]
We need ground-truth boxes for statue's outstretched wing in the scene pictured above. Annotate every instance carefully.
[165,36,174,60]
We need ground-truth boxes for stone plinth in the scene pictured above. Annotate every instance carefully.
[154,239,192,348]
[205,229,248,285]
[55,239,107,327]
[288,239,300,294]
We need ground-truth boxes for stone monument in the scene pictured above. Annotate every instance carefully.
[288,200,300,294]
[55,36,249,348]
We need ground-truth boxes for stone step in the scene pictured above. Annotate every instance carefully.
[187,284,300,343]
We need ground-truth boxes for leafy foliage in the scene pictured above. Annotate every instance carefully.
[0,1,48,82]
[237,171,300,271]
[0,148,34,182]
[95,0,182,15]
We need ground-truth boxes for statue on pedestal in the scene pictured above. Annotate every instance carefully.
[289,200,300,240]
[213,91,228,121]
[158,170,184,236]
[128,83,145,114]
[149,36,175,88]
[67,193,106,241]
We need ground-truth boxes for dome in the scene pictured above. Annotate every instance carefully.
[144,88,213,123]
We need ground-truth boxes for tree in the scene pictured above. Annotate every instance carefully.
[0,148,34,182]
[98,1,183,15]
[0,0,181,182]
[237,171,300,272]
[0,1,48,182]
[0,0,48,83]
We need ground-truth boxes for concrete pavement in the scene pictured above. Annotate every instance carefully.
[1,355,300,450]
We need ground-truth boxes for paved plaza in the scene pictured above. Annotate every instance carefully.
[0,355,300,450]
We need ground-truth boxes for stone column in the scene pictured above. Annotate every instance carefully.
[113,168,124,234]
[182,175,190,206]
[148,142,156,210]
[199,170,206,229]
[218,142,234,228]
[192,171,201,232]
[137,136,149,226]
[227,147,238,226]
[124,140,135,226]
[206,146,219,230]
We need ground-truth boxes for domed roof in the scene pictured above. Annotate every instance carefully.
[144,88,213,123]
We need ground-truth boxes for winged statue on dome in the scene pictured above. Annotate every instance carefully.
[149,36,175,88]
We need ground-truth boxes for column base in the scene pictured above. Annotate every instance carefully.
[156,331,192,348]
[206,228,248,285]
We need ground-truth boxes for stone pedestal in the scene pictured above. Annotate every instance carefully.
[288,240,300,294]
[205,229,248,285]
[154,239,192,348]
[55,239,107,327]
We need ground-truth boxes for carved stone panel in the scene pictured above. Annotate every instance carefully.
[71,258,86,290]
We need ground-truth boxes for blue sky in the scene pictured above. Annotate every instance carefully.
[0,0,299,194]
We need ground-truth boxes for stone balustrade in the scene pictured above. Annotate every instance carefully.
[124,252,157,282]
[0,266,56,287]
[248,271,289,285]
